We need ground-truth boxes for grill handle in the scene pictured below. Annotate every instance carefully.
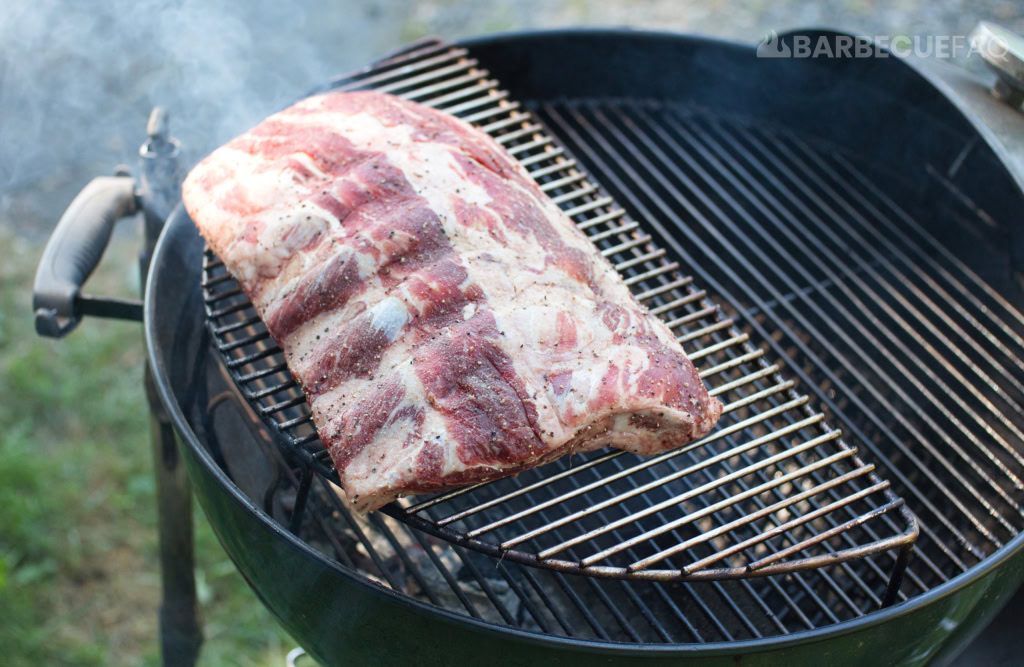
[33,175,142,337]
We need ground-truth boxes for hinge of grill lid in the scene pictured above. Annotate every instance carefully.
[971,22,1024,111]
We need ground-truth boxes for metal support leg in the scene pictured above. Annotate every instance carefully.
[146,365,203,666]
[136,106,200,665]
[34,104,196,665]
[881,543,914,608]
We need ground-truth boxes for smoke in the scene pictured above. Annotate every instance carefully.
[0,0,406,236]
[4,0,1021,238]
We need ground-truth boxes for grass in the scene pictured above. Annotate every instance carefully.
[0,230,294,666]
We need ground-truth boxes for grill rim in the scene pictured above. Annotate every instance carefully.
[142,27,1024,655]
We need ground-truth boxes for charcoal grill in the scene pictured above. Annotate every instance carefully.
[200,36,919,590]
[34,27,1024,666]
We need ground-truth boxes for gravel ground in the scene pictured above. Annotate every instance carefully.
[2,0,1022,238]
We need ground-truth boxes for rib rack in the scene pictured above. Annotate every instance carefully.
[200,37,918,599]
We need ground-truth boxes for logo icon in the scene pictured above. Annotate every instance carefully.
[757,30,792,58]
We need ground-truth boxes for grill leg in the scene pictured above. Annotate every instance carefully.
[881,543,914,608]
[146,365,203,666]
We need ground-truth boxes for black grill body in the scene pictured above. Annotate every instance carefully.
[145,29,1024,665]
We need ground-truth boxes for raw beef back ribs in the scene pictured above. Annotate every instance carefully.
[183,90,722,512]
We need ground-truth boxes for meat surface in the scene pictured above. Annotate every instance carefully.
[183,90,722,512]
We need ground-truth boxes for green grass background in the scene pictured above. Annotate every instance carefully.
[0,231,293,666]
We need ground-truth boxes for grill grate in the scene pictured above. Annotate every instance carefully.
[200,37,919,594]
[543,98,1024,592]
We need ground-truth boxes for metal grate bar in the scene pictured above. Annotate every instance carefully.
[675,433,888,612]
[549,575,614,640]
[480,112,535,134]
[399,70,493,102]
[312,480,405,591]
[518,146,566,167]
[749,496,905,571]
[502,422,838,551]
[250,380,297,400]
[510,137,558,157]
[515,500,651,640]
[321,40,459,91]
[350,55,477,96]
[599,235,654,258]
[402,76,500,112]
[407,526,483,619]
[497,123,546,145]
[462,101,522,125]
[237,363,289,383]
[518,567,577,636]
[340,490,579,632]
[579,209,627,231]
[635,276,693,301]
[563,195,615,217]
[688,347,905,606]
[723,376,932,598]
[623,261,681,287]
[612,249,664,273]
[542,453,777,640]
[664,303,718,330]
[527,159,578,179]
[449,545,518,625]
[434,90,511,115]
[587,222,641,243]
[589,113,937,598]
[499,564,555,634]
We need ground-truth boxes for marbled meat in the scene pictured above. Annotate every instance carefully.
[182,90,722,512]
